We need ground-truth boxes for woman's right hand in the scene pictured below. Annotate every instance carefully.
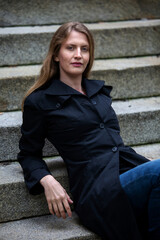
[40,175,73,219]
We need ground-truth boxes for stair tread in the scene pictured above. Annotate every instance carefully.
[0,96,160,127]
[1,56,160,111]
[0,143,160,185]
[1,19,160,35]
[0,143,159,223]
[0,56,160,79]
[1,19,160,66]
[0,156,63,185]
[0,213,100,240]
[0,97,160,162]
[1,1,159,237]
[1,0,160,27]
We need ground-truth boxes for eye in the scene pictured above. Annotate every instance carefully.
[82,46,89,52]
[67,45,74,50]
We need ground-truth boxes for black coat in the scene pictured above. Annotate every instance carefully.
[18,78,149,240]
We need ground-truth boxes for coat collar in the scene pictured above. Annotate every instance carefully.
[44,78,109,98]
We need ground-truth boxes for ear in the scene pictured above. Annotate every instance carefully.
[55,56,59,62]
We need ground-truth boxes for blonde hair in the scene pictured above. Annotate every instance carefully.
[22,22,94,110]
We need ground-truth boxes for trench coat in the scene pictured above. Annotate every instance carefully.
[18,78,149,240]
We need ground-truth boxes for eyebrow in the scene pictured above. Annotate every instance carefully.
[66,43,89,47]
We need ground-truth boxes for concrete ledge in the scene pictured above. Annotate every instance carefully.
[1,0,160,27]
[0,157,69,222]
[0,20,160,66]
[0,97,160,161]
[133,143,160,160]
[0,143,159,222]
[0,213,100,240]
[0,56,160,111]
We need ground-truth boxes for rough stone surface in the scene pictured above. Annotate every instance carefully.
[0,20,160,66]
[0,65,39,111]
[0,143,159,223]
[0,56,160,111]
[113,97,160,145]
[0,157,70,222]
[0,0,160,27]
[133,143,160,160]
[0,97,160,161]
[0,213,100,240]
[91,57,160,100]
[0,1,159,237]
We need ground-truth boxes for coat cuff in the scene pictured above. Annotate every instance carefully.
[25,168,52,195]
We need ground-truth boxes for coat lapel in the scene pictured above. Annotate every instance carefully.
[83,78,112,98]
[44,78,112,98]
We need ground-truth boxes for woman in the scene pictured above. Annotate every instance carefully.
[18,22,160,240]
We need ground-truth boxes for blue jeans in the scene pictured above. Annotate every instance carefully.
[120,159,160,240]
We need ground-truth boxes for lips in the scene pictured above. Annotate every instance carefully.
[71,62,83,67]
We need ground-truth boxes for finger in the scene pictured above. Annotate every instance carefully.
[48,201,54,216]
[63,198,72,217]
[57,201,67,219]
[52,202,61,218]
[66,195,73,204]
[64,191,73,204]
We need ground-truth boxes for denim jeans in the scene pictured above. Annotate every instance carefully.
[119,159,160,240]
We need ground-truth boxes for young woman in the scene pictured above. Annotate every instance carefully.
[18,22,160,240]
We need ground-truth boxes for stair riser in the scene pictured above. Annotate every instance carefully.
[0,109,160,162]
[1,0,160,27]
[0,212,100,240]
[91,65,160,99]
[1,141,160,223]
[119,111,160,146]
[1,24,160,66]
[0,171,69,223]
[1,64,160,111]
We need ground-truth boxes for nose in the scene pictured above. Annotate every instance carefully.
[75,47,82,58]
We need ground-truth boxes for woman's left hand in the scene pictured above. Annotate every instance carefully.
[40,175,73,219]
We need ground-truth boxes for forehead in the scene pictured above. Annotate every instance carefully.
[63,30,89,45]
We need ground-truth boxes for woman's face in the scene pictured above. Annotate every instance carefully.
[55,30,90,80]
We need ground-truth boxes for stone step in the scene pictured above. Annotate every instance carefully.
[0,20,160,66]
[1,0,160,27]
[0,156,67,223]
[0,56,160,111]
[0,143,159,223]
[0,96,160,162]
[0,213,100,240]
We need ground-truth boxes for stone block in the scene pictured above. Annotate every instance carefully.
[0,143,159,222]
[0,20,160,66]
[0,212,100,239]
[0,97,160,161]
[0,0,160,27]
[0,157,68,222]
[0,56,160,111]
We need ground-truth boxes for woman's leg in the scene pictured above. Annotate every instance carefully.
[119,159,160,240]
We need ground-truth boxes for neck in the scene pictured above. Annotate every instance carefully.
[60,74,85,94]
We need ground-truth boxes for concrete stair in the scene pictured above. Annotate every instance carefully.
[1,20,160,66]
[1,0,160,26]
[0,213,100,240]
[0,96,160,162]
[0,56,160,111]
[0,0,160,239]
[0,144,160,223]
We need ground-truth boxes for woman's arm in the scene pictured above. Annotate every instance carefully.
[18,96,73,217]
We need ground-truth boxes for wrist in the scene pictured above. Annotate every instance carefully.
[40,174,55,187]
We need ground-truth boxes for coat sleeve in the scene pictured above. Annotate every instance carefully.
[17,96,51,195]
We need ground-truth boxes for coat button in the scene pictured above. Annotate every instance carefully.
[92,100,97,105]
[100,123,104,129]
[112,146,118,152]
[56,103,61,108]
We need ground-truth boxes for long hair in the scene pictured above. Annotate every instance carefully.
[22,22,94,110]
